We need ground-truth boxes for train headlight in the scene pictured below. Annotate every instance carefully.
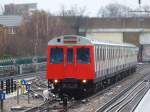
[54,80,58,84]
[82,80,87,83]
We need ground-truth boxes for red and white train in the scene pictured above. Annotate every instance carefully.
[46,35,138,98]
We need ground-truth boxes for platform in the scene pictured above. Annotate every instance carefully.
[134,88,150,112]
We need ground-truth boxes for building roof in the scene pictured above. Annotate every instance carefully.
[0,15,22,27]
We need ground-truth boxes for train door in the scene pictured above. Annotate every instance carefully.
[64,47,75,78]
[75,46,94,79]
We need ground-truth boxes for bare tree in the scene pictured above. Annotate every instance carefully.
[59,5,88,35]
[0,7,89,57]
[97,3,131,17]
[97,3,150,18]
[13,10,74,56]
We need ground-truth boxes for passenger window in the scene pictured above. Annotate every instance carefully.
[77,48,90,64]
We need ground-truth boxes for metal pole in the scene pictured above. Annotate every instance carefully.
[35,13,39,57]
[35,23,38,56]
[17,85,20,104]
[27,83,31,104]
[139,0,141,8]
[0,89,4,112]
[0,100,3,112]
[28,90,30,104]
[46,13,49,40]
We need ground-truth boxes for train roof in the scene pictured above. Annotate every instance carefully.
[48,35,137,47]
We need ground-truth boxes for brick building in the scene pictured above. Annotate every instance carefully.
[4,3,37,15]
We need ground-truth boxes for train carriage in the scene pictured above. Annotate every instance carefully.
[46,35,138,98]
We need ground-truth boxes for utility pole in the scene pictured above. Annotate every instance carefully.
[34,12,39,78]
[139,0,141,8]
[17,84,20,104]
[34,12,39,57]
[35,21,38,57]
[46,13,49,41]
[26,82,31,104]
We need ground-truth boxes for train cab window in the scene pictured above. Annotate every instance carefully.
[50,48,64,64]
[77,48,90,64]
[67,48,73,64]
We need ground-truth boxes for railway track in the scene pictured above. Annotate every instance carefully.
[23,64,149,112]
[24,98,62,112]
[30,78,47,99]
[136,63,147,72]
[101,81,149,112]
[66,64,150,112]
[47,64,147,112]
[96,69,150,112]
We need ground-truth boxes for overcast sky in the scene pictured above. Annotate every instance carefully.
[0,0,149,16]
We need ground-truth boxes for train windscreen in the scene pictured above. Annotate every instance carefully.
[77,48,90,64]
[50,48,64,64]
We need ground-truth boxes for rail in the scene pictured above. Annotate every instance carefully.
[96,72,150,112]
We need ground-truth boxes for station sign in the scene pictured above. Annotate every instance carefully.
[32,57,38,63]
[21,79,27,85]
[18,80,22,85]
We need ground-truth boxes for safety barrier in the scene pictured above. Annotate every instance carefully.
[0,62,46,75]
[0,56,47,66]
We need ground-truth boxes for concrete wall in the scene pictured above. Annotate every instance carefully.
[140,33,150,44]
[81,17,150,29]
[123,32,139,46]
[80,17,150,46]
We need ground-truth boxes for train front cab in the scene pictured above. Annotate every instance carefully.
[47,45,95,97]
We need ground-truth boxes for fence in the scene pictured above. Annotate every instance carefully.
[0,56,47,66]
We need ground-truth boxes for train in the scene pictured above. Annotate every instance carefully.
[46,35,138,98]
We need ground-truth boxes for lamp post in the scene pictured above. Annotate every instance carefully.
[139,0,141,8]
[35,21,38,57]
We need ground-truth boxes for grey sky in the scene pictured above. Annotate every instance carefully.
[0,0,149,16]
